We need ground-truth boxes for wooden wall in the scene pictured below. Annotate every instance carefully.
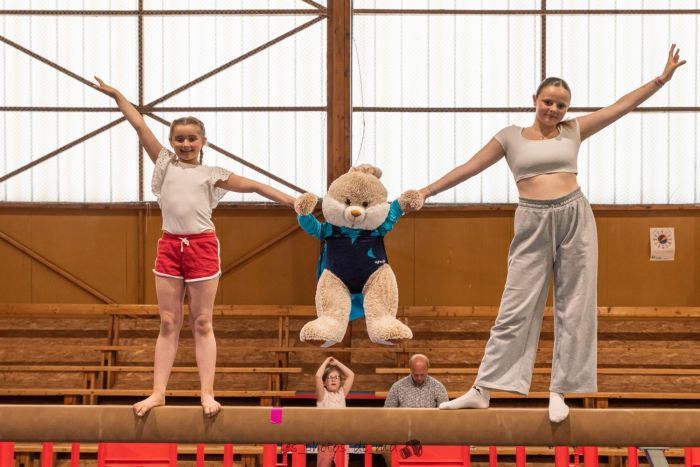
[0,205,697,306]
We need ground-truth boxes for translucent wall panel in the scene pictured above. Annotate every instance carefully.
[0,4,326,202]
[548,14,698,108]
[353,0,538,9]
[143,0,320,9]
[552,0,697,9]
[352,112,520,203]
[1,16,137,108]
[3,116,138,202]
[547,13,698,203]
[142,15,325,107]
[354,14,539,107]
[3,0,137,9]
[354,7,699,203]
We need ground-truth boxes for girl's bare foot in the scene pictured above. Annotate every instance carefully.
[133,392,165,417]
[201,392,221,417]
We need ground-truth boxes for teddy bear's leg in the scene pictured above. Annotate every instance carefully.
[363,264,413,345]
[300,270,351,347]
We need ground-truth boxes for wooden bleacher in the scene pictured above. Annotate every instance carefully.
[1,304,699,407]
[1,303,699,466]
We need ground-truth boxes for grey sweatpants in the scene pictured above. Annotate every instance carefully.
[475,189,598,395]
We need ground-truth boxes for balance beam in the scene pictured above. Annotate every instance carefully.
[1,406,699,446]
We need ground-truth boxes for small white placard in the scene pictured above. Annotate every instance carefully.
[650,227,675,261]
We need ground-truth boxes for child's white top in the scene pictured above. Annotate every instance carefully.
[152,148,231,234]
[316,387,346,408]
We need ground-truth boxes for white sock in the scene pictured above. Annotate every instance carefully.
[548,392,569,423]
[439,386,490,410]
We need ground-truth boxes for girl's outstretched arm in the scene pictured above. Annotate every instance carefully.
[578,44,686,141]
[416,137,505,203]
[315,357,333,401]
[94,77,162,162]
[216,173,296,207]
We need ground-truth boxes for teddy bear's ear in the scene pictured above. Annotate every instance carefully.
[350,164,382,179]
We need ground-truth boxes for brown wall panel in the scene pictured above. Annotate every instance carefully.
[215,211,317,305]
[0,210,140,303]
[413,211,513,306]
[384,216,416,306]
[597,212,699,305]
[0,206,698,306]
[0,213,32,302]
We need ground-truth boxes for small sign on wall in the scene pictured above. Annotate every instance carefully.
[650,227,675,261]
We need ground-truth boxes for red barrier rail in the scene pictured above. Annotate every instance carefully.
[4,442,699,465]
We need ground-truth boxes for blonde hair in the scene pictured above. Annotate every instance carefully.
[535,77,571,98]
[169,116,207,164]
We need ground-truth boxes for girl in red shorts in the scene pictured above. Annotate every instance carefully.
[95,77,295,417]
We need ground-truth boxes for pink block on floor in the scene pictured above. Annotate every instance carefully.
[291,444,306,467]
[0,442,15,466]
[70,443,80,467]
[97,443,177,467]
[627,447,639,467]
[516,446,526,467]
[224,444,234,467]
[334,445,346,467]
[554,446,570,467]
[583,446,599,467]
[489,446,497,467]
[263,444,278,467]
[685,447,700,467]
[393,445,470,466]
[41,442,54,467]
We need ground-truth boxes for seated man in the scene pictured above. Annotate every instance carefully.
[382,354,448,465]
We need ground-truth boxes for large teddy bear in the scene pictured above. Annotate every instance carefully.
[295,164,424,347]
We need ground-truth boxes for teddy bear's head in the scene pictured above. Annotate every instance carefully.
[322,164,390,230]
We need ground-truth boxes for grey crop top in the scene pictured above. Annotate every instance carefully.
[493,119,581,182]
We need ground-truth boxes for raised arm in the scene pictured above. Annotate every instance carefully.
[418,137,505,201]
[329,357,355,394]
[315,357,333,401]
[216,173,295,207]
[578,44,686,141]
[94,77,163,162]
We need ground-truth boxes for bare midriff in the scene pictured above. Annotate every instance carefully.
[516,172,579,200]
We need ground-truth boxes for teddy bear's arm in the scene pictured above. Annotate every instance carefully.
[297,213,330,240]
[375,199,404,235]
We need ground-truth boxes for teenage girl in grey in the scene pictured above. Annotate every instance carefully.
[419,45,685,422]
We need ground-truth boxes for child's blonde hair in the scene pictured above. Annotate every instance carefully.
[169,116,207,164]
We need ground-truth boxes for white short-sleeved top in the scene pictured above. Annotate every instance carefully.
[494,119,581,182]
[151,148,231,234]
[316,387,346,408]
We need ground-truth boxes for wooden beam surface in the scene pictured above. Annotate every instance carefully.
[1,406,699,446]
[1,303,699,319]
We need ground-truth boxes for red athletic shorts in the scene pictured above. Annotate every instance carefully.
[153,231,221,282]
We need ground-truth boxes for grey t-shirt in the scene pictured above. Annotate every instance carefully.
[494,119,581,182]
